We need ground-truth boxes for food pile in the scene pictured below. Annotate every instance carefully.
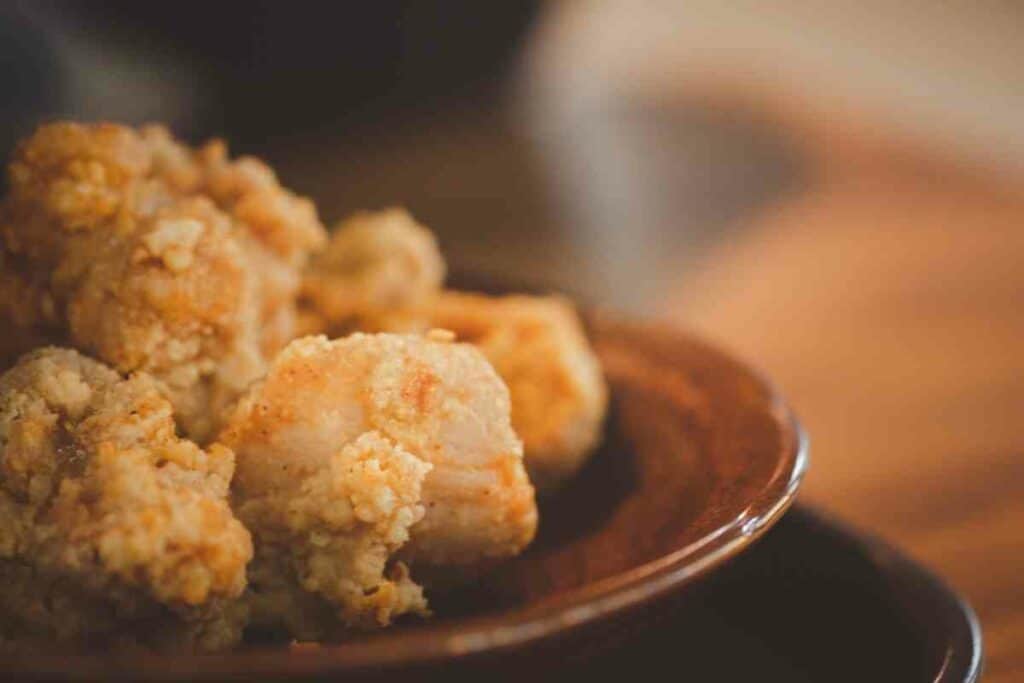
[0,122,608,651]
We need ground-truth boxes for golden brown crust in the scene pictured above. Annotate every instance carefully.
[0,347,252,650]
[237,432,431,638]
[221,336,439,635]
[0,122,327,441]
[64,198,266,441]
[429,292,609,493]
[293,206,605,493]
[0,121,614,651]
[299,208,445,336]
[141,125,326,356]
[221,333,536,636]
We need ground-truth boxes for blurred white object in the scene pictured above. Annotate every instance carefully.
[525,0,1024,176]
[517,1,1024,308]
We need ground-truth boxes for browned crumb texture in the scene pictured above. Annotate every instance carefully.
[299,208,446,337]
[0,122,326,442]
[0,347,252,650]
[220,333,537,638]
[428,292,608,493]
[0,121,613,654]
[295,207,607,494]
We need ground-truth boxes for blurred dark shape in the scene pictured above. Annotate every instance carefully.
[0,1,539,156]
[0,5,65,169]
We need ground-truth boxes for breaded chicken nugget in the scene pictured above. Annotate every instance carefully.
[0,348,252,651]
[141,125,326,354]
[65,198,267,442]
[292,206,606,492]
[0,122,326,441]
[299,208,445,336]
[430,292,608,493]
[233,431,432,639]
[220,333,536,635]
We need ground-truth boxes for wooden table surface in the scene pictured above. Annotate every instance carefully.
[664,168,1024,681]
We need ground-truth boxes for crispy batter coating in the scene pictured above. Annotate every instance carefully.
[293,207,606,492]
[235,431,432,639]
[299,208,445,336]
[430,292,609,493]
[67,198,267,442]
[141,125,326,354]
[0,122,326,441]
[0,119,614,650]
[219,337,432,636]
[220,334,536,635]
[0,348,253,651]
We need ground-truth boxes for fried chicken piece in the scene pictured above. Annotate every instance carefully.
[141,125,326,354]
[66,198,269,442]
[293,206,606,492]
[234,431,432,639]
[0,348,253,651]
[219,333,536,635]
[0,122,326,440]
[299,208,445,336]
[429,292,609,493]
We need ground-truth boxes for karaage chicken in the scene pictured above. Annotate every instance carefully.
[0,119,616,653]
[0,348,252,651]
[0,122,326,441]
[219,333,536,637]
[295,208,608,493]
[429,292,608,493]
[299,208,445,336]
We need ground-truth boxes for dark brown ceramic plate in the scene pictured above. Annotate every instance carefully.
[542,504,983,682]
[5,316,807,680]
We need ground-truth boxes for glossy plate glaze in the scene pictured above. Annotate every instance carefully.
[561,505,983,682]
[6,316,808,680]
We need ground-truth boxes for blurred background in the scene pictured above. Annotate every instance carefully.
[2,1,1021,677]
